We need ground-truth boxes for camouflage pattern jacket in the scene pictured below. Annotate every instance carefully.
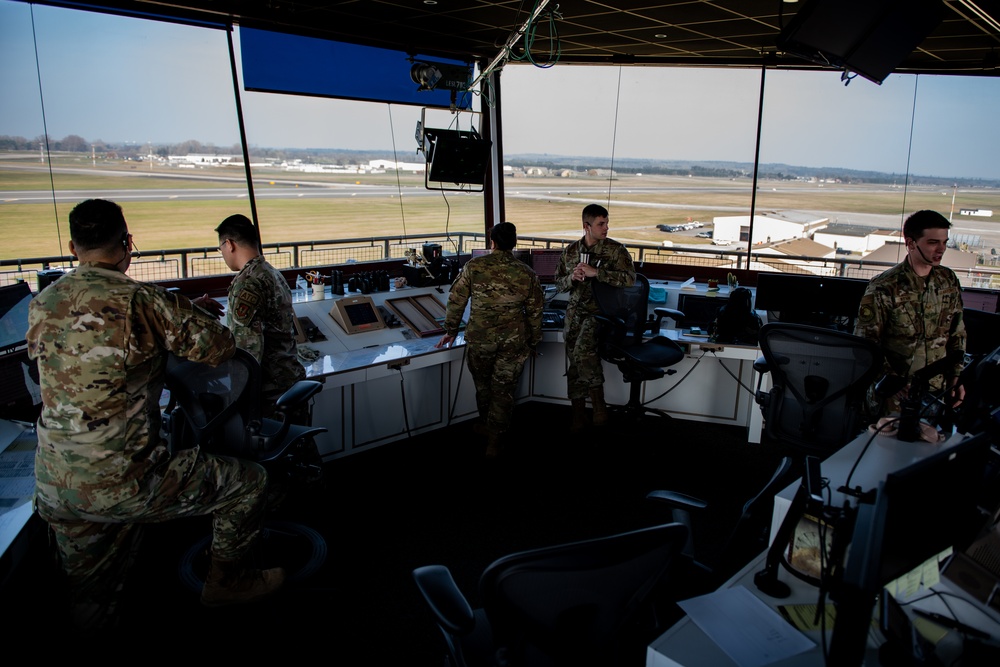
[555,236,636,316]
[854,258,966,382]
[227,255,306,400]
[27,261,236,508]
[444,249,544,348]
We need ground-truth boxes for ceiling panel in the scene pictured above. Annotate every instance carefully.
[25,0,1000,75]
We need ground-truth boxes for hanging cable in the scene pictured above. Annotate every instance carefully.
[30,5,63,259]
[388,104,407,240]
[508,1,561,68]
[895,76,921,264]
[606,66,623,208]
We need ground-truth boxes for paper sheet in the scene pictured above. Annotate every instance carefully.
[678,586,815,667]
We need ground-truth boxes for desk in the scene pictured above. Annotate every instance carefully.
[0,419,37,580]
[281,279,768,460]
[647,430,1000,666]
[533,280,767,441]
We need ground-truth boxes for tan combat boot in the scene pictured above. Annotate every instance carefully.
[571,398,590,433]
[201,556,286,607]
[590,387,609,426]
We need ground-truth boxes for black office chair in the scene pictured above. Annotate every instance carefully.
[592,274,685,421]
[412,522,690,667]
[162,348,329,591]
[754,322,882,458]
[163,348,325,472]
[645,456,796,594]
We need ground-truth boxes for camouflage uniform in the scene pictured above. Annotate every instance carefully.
[555,237,636,400]
[27,261,267,622]
[227,255,306,414]
[854,258,966,416]
[444,250,543,434]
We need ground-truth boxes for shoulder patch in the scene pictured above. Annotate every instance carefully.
[232,290,260,322]
[857,303,875,324]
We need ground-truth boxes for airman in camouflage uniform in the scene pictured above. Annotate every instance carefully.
[213,214,307,416]
[27,199,282,629]
[854,210,966,417]
[437,222,543,456]
[555,204,636,430]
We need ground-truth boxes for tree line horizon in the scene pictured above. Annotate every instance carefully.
[2,133,998,189]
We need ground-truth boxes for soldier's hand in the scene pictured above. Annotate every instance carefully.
[949,378,965,408]
[193,294,225,319]
[574,262,597,280]
[435,334,455,349]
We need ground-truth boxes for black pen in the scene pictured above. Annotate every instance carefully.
[912,609,992,640]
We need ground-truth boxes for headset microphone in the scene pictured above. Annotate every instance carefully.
[916,243,935,265]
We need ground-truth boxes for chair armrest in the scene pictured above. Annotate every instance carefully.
[275,380,323,409]
[413,565,476,636]
[653,307,684,324]
[753,355,768,375]
[645,489,708,512]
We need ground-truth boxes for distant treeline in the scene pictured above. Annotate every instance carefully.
[2,134,997,189]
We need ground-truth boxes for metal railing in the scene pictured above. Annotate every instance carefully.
[4,232,1000,294]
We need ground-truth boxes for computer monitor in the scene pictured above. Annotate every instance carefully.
[676,293,728,331]
[0,281,33,353]
[530,249,562,284]
[828,433,992,664]
[753,273,867,331]
[0,348,40,421]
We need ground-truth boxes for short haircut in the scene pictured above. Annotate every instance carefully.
[215,213,259,247]
[490,222,517,251]
[903,210,950,241]
[582,203,609,225]
[69,199,127,252]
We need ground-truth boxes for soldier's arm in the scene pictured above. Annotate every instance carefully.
[443,266,472,337]
[597,245,636,288]
[525,275,545,348]
[147,287,236,366]
[228,280,265,363]
[554,247,575,293]
[945,279,967,377]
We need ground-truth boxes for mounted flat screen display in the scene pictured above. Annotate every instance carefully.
[0,282,32,352]
[778,0,945,85]
[240,27,473,110]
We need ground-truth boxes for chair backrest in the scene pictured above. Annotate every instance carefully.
[479,522,688,666]
[758,322,882,456]
[165,348,261,456]
[164,348,325,465]
[592,274,651,349]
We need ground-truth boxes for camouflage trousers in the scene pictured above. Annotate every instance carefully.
[35,448,267,621]
[466,340,530,435]
[564,308,605,400]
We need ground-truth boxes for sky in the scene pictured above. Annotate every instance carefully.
[2,0,999,179]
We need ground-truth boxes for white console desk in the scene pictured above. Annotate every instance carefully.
[274,278,766,460]
[647,429,1000,666]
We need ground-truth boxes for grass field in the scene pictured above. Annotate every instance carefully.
[3,157,1000,261]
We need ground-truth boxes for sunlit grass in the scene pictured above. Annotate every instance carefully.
[3,158,999,261]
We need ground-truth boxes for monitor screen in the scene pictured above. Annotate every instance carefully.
[0,282,32,352]
[878,433,992,585]
[677,293,728,331]
[753,273,867,330]
[829,433,992,663]
[0,347,40,421]
[530,249,562,284]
